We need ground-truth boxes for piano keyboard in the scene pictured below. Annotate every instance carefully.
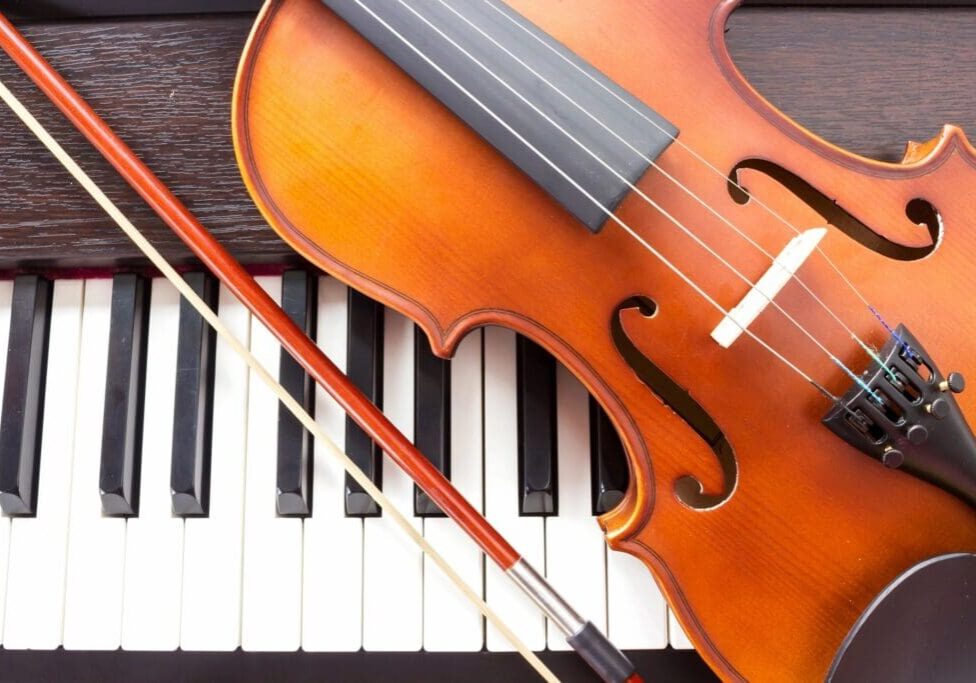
[0,271,695,654]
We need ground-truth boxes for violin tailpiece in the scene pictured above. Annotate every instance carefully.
[823,325,976,508]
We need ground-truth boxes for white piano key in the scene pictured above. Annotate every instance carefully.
[3,280,83,649]
[546,365,607,651]
[302,277,364,652]
[0,279,14,646]
[606,549,668,650]
[483,327,545,652]
[121,279,182,650]
[362,310,422,651]
[63,278,127,650]
[669,608,695,650]
[241,276,302,651]
[180,284,250,651]
[423,329,484,652]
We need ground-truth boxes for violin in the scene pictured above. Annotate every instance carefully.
[232,0,976,680]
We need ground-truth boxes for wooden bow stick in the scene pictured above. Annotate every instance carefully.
[0,76,554,682]
[0,12,641,683]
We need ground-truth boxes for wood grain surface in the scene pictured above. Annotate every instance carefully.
[0,7,972,269]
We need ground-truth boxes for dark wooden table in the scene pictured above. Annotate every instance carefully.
[0,2,972,682]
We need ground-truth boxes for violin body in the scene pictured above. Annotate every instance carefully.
[232,0,976,679]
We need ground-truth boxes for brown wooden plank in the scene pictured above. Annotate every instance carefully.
[0,8,972,268]
[4,1,262,20]
[0,15,277,270]
[6,1,976,20]
[726,7,976,160]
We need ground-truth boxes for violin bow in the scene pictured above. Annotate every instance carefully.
[0,12,642,683]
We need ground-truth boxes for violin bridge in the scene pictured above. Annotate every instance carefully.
[710,227,827,349]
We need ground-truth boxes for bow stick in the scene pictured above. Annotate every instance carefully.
[0,76,554,682]
[0,12,642,683]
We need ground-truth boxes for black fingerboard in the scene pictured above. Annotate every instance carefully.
[322,0,678,233]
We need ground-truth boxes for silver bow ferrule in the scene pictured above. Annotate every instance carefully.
[506,558,639,683]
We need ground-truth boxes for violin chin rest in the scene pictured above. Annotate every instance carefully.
[828,553,976,683]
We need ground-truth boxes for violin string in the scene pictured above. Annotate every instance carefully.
[0,76,560,683]
[389,0,878,397]
[483,0,891,332]
[349,0,851,401]
[453,0,897,380]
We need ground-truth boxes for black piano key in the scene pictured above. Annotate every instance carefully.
[589,396,630,516]
[516,336,557,516]
[276,270,316,517]
[100,273,150,517]
[170,272,218,517]
[344,289,383,517]
[413,326,450,517]
[0,275,52,516]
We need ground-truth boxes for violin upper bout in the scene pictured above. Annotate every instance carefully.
[901,124,976,168]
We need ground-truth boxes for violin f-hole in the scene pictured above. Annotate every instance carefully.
[610,296,737,510]
[728,159,941,260]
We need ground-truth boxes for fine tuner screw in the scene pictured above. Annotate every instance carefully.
[906,424,929,446]
[940,372,966,394]
[926,398,951,420]
[882,446,905,469]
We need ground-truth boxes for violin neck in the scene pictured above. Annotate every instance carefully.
[322,0,678,233]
